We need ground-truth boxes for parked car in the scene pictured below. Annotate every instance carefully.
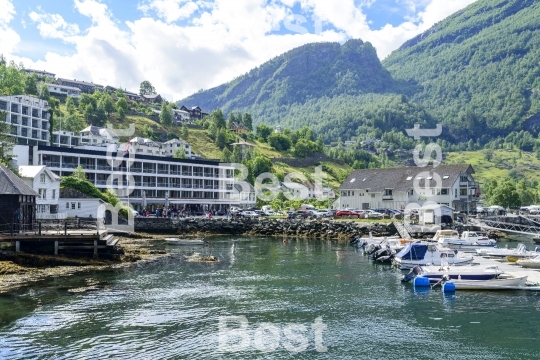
[314,209,332,218]
[365,210,384,218]
[264,210,276,216]
[336,210,364,218]
[254,210,268,216]
[241,211,260,218]
[294,210,315,218]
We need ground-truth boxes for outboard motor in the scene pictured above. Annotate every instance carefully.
[402,265,422,282]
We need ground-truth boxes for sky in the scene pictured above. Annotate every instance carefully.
[0,0,477,102]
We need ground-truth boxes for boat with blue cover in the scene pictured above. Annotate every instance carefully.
[402,264,503,283]
[393,242,473,270]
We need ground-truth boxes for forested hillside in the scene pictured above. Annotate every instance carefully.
[383,0,540,141]
[180,0,540,145]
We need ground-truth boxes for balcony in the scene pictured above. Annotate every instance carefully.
[130,167,142,173]
[193,172,203,177]
[158,169,169,174]
[96,180,107,185]
[182,184,192,188]
[382,195,394,201]
[43,161,60,168]
[142,182,157,187]
[182,171,192,176]
[97,165,111,171]
[62,162,77,168]
[157,182,168,187]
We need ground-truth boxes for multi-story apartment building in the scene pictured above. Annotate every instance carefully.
[337,164,479,213]
[52,126,119,148]
[0,95,50,146]
[13,145,255,212]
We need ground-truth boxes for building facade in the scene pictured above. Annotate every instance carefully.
[47,84,81,98]
[56,78,103,93]
[19,165,62,219]
[14,145,255,212]
[0,95,50,146]
[337,165,479,213]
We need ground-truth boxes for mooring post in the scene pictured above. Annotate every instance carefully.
[54,241,58,255]
[93,240,98,258]
[10,221,13,237]
[39,221,42,236]
[15,241,20,253]
[64,222,67,235]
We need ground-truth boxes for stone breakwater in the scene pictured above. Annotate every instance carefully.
[171,218,397,239]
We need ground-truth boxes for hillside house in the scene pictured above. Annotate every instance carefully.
[229,122,249,135]
[56,78,104,94]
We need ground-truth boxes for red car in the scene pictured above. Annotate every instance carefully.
[335,210,364,218]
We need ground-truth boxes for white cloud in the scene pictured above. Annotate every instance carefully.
[138,0,200,23]
[29,11,80,40]
[0,0,20,55]
[3,0,477,101]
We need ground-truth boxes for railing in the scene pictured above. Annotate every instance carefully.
[62,162,77,168]
[97,165,111,171]
[79,163,95,169]
[193,184,204,189]
[95,180,107,185]
[143,168,156,173]
[182,171,192,176]
[44,161,60,167]
[157,182,168,187]
[193,172,203,177]
[142,182,157,187]
[130,168,142,173]
[182,184,192,188]
[382,195,394,201]
[158,169,169,174]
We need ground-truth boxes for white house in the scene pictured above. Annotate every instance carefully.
[18,165,63,219]
[129,137,161,156]
[337,164,479,213]
[59,188,106,219]
[46,84,81,98]
[161,139,193,158]
[79,126,119,146]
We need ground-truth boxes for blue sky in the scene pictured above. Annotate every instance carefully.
[0,0,477,100]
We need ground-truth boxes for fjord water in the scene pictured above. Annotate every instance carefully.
[1,237,539,359]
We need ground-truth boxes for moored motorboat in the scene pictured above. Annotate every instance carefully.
[447,275,529,290]
[516,255,540,269]
[164,238,206,245]
[438,231,497,249]
[403,264,504,283]
[393,242,473,270]
[476,244,540,258]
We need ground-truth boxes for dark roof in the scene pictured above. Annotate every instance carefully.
[0,163,39,196]
[57,78,103,88]
[143,94,161,99]
[339,164,474,192]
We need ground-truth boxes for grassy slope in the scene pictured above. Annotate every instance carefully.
[445,149,539,186]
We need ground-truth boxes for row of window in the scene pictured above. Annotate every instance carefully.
[340,189,450,197]
[38,188,56,200]
[66,202,81,210]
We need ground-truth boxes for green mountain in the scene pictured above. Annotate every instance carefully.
[180,0,540,144]
[182,39,401,109]
[383,0,540,141]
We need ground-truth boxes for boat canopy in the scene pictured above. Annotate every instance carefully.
[396,243,428,260]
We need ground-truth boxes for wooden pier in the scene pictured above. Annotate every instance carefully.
[0,229,119,257]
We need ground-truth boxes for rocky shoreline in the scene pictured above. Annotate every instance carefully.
[175,218,396,239]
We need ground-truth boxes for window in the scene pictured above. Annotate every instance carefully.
[460,175,468,182]
[427,176,433,180]
[441,189,448,195]
[384,189,393,196]
[406,176,412,181]
[40,174,46,183]
[455,189,458,197]
[460,189,467,196]
[71,203,76,210]
[52,189,56,199]
[78,202,81,209]
[416,176,422,180]
[443,175,449,179]
[66,202,69,209]
[371,194,375,198]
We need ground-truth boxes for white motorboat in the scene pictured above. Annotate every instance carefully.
[438,231,497,249]
[516,255,540,269]
[393,242,473,270]
[428,229,460,243]
[447,275,529,290]
[164,238,206,245]
[476,243,539,258]
[410,264,504,283]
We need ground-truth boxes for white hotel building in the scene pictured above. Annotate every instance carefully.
[0,95,51,146]
[13,144,255,212]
